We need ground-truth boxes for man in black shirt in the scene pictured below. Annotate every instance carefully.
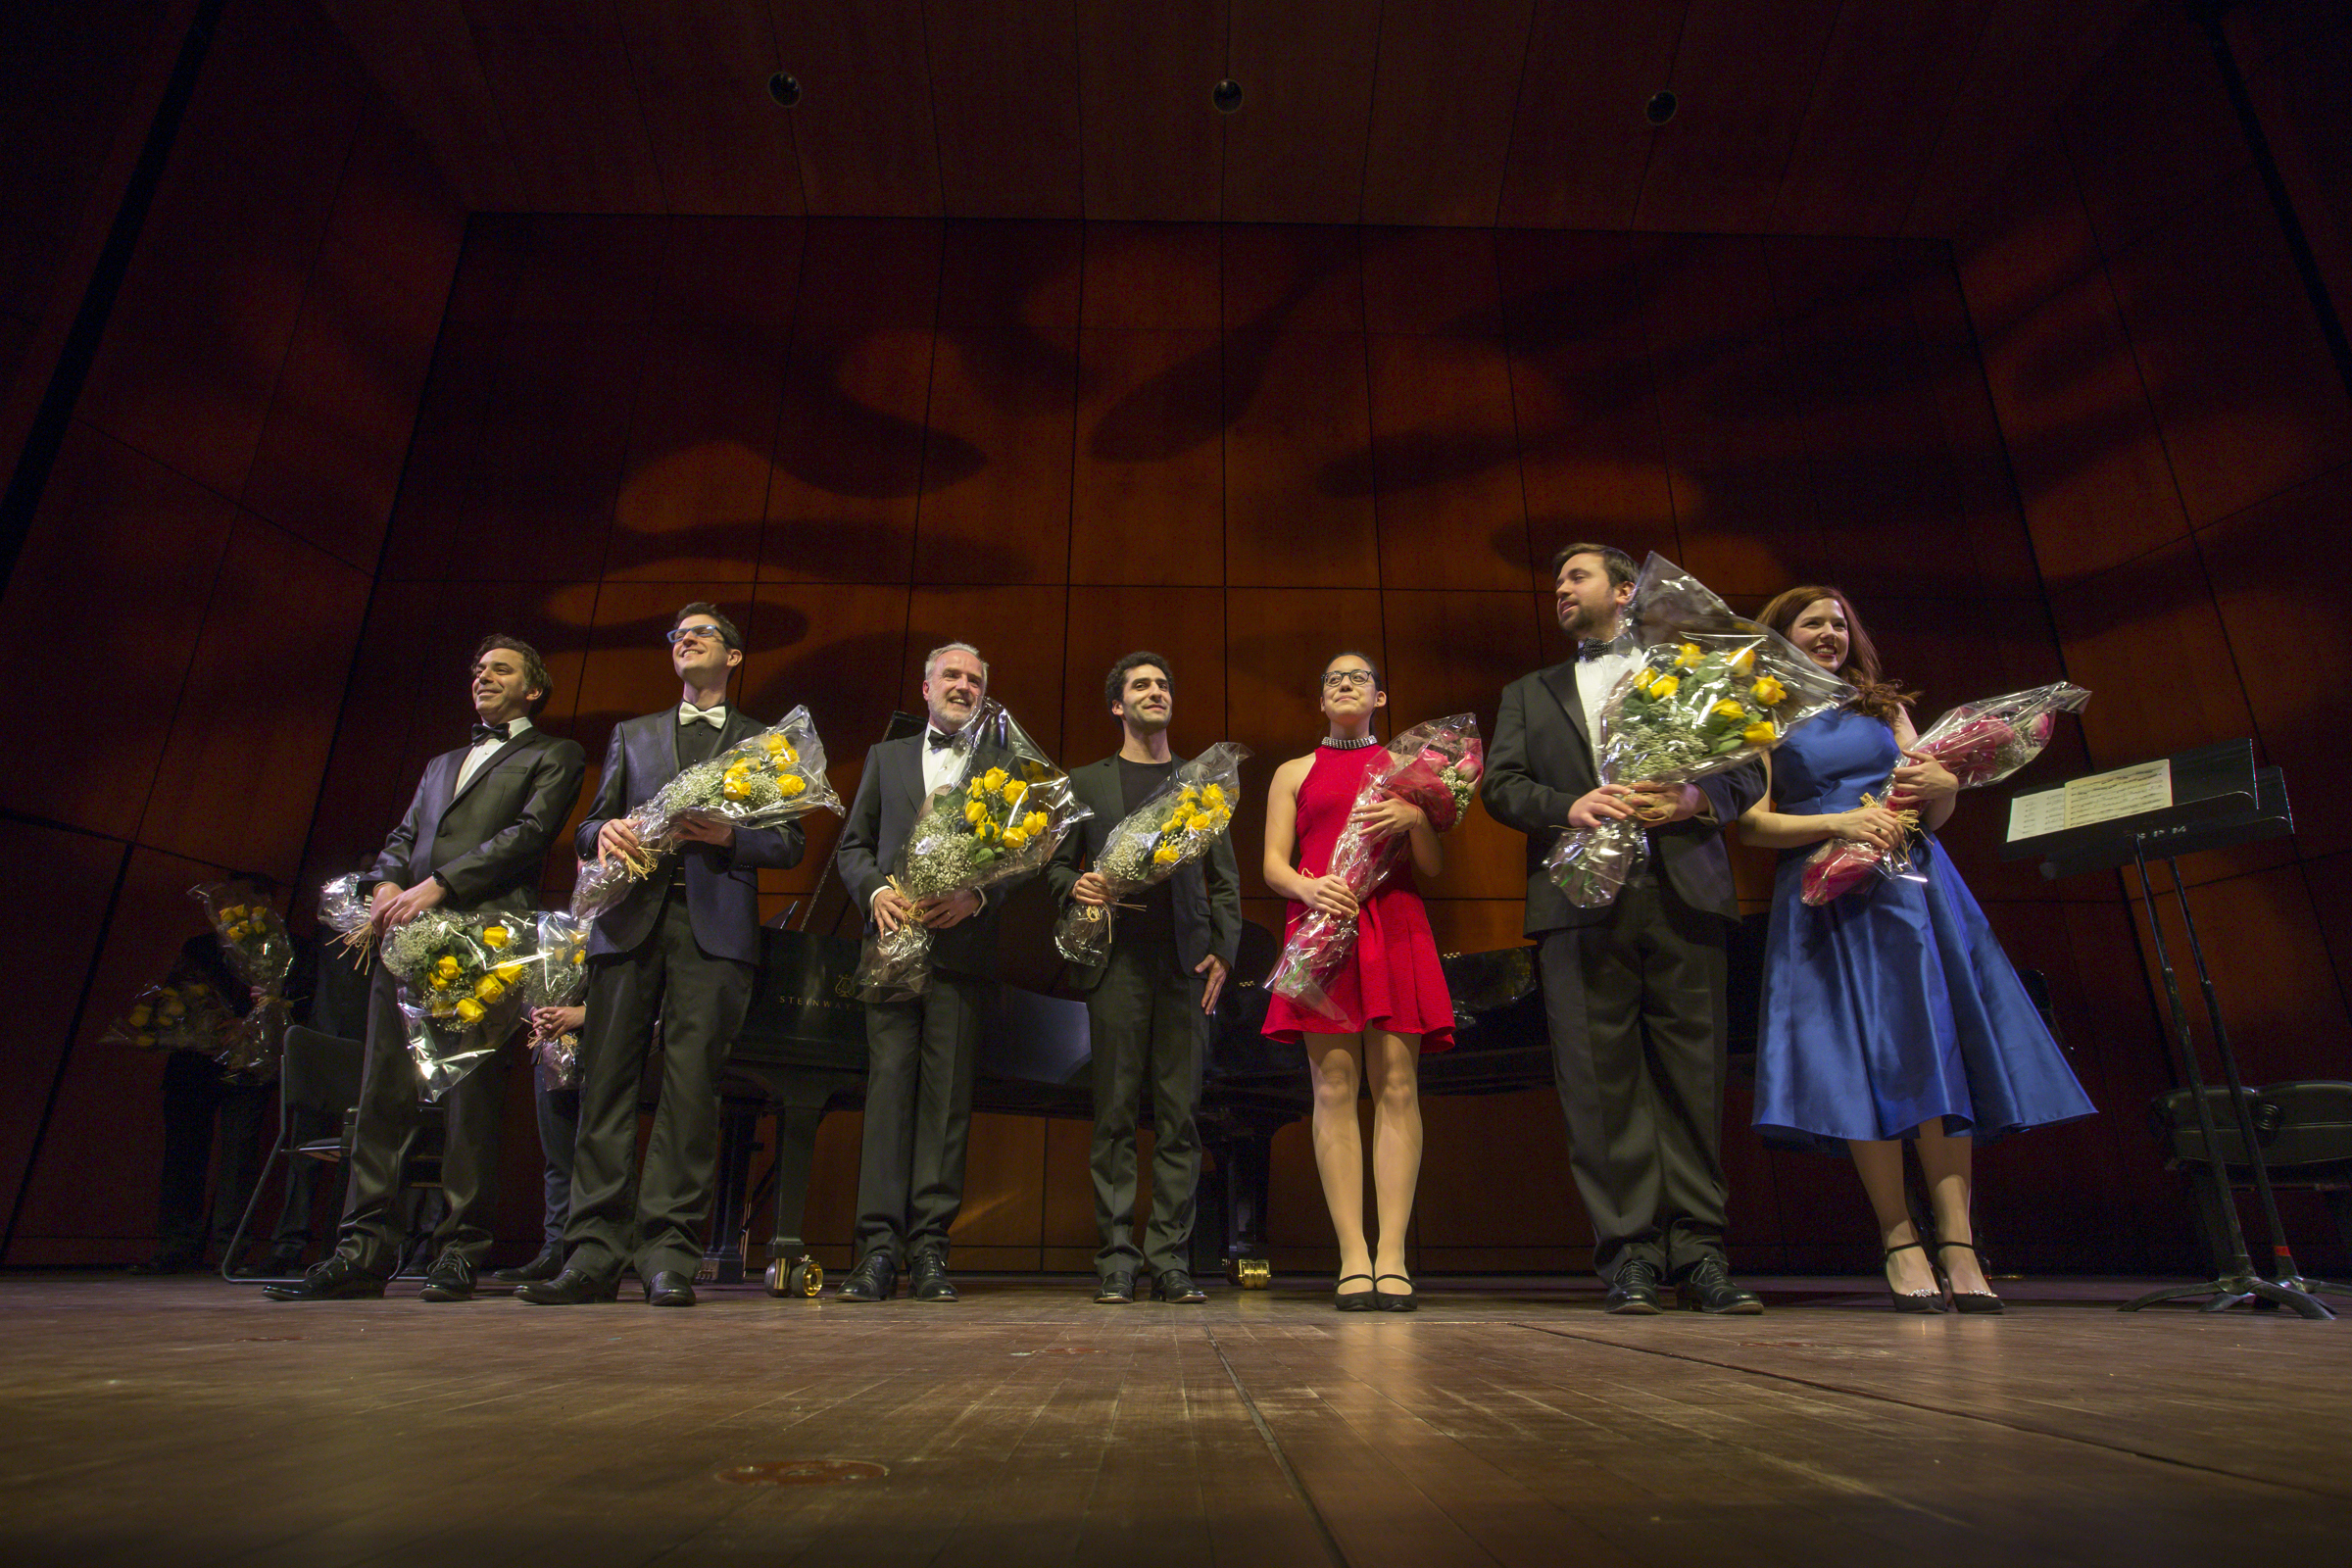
[1047,653,1242,1304]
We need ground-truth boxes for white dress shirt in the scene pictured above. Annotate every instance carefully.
[1571,635,1639,765]
[456,715,533,793]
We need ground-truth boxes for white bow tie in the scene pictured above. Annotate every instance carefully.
[678,704,726,729]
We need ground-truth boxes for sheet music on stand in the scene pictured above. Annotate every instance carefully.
[2009,741,2331,1317]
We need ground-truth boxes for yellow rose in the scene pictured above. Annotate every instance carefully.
[1629,668,1655,694]
[1001,827,1028,850]
[435,955,462,978]
[1751,676,1787,706]
[1003,778,1027,805]
[965,799,987,825]
[159,997,185,1019]
[722,780,750,802]
[1163,815,1187,834]
[778,774,806,797]
[134,1033,157,1050]
[1742,720,1778,746]
[454,999,486,1025]
[1675,643,1703,668]
[482,925,510,951]
[1650,674,1681,699]
[763,733,786,756]
[968,778,985,797]
[220,903,246,922]
[495,960,526,982]
[128,1005,153,1027]
[569,948,587,964]
[983,767,1009,794]
[1024,811,1048,835]
[430,972,451,991]
[1153,847,1180,865]
[474,977,507,1004]
[1712,700,1746,721]
[1729,647,1755,676]
[1203,784,1226,807]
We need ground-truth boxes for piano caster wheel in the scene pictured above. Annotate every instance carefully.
[765,1256,824,1298]
[1228,1256,1271,1291]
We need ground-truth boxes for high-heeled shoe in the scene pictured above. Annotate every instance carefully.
[1334,1273,1376,1312]
[1935,1241,2004,1314]
[1883,1241,1944,1313]
[1374,1273,1417,1312]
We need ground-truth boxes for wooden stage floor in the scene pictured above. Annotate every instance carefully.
[2,1273,2346,1565]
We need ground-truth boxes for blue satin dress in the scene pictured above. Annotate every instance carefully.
[1752,709,2095,1152]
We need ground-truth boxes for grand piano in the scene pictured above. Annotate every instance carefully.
[706,918,1772,1295]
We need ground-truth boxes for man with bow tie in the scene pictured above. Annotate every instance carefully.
[519,603,804,1307]
[830,641,1006,1302]
[268,637,585,1301]
[1483,545,1768,1316]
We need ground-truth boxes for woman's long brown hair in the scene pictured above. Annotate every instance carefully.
[1757,585,1918,723]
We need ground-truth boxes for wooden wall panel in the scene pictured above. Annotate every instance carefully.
[508,213,667,325]
[912,327,1077,584]
[771,0,940,217]
[761,327,933,583]
[453,322,645,582]
[2058,0,2252,263]
[613,0,803,216]
[1222,331,1377,588]
[462,0,662,214]
[1358,0,1536,227]
[1365,333,1530,592]
[923,0,1081,221]
[1083,222,1221,331]
[1496,0,1683,231]
[901,586,1070,741]
[1221,224,1364,333]
[2130,864,2352,1087]
[1951,128,2102,344]
[661,215,807,329]
[940,220,1083,333]
[1904,257,2048,599]
[1633,0,1843,233]
[1054,586,1230,764]
[1076,0,1225,223]
[1379,591,1541,901]
[1220,0,1378,225]
[2046,540,2260,771]
[1071,328,1225,585]
[607,323,783,582]
[2234,10,2352,331]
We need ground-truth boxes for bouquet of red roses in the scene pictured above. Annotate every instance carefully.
[1546,556,1849,908]
[1265,714,1481,1022]
[1801,681,2089,905]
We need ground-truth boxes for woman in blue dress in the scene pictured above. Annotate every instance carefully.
[1738,587,2094,1312]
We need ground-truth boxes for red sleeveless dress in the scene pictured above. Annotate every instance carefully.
[1261,744,1456,1053]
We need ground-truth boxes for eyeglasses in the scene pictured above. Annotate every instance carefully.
[666,624,727,646]
[1321,669,1376,690]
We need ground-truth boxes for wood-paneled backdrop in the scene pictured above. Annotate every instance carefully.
[3,0,2345,1278]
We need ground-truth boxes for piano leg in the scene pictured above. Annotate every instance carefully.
[761,1103,827,1298]
[1216,1128,1275,1289]
[699,1097,763,1286]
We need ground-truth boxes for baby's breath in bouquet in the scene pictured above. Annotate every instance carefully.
[1053,742,1250,968]
[380,909,533,1097]
[1545,555,1850,908]
[855,701,1091,1003]
[571,706,843,922]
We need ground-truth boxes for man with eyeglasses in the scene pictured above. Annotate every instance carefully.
[518,604,805,1307]
[267,636,585,1301]
[831,641,1006,1303]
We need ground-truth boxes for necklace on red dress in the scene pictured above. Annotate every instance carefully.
[1317,735,1381,750]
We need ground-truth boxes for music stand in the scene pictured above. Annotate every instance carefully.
[2007,742,2340,1317]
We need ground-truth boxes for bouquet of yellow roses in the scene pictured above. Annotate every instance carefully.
[191,882,295,1079]
[571,706,843,922]
[380,908,533,1097]
[1546,555,1849,907]
[517,910,591,1088]
[855,701,1090,1003]
[100,980,231,1055]
[1052,742,1250,968]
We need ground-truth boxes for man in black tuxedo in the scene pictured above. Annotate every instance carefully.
[1483,544,1768,1315]
[831,642,1004,1303]
[520,603,805,1308]
[1047,653,1240,1304]
[267,636,585,1301]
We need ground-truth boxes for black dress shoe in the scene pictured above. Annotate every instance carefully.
[262,1255,387,1300]
[514,1267,619,1304]
[418,1251,476,1302]
[645,1270,697,1307]
[1154,1268,1207,1304]
[834,1254,896,1301]
[1374,1273,1416,1312]
[909,1254,958,1302]
[1675,1257,1763,1314]
[491,1246,564,1285]
[1603,1259,1664,1314]
[1095,1272,1135,1304]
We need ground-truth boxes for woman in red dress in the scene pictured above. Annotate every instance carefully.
[1261,653,1456,1311]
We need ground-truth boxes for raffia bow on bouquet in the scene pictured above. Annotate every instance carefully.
[317,872,378,971]
[1545,555,1851,909]
[1265,714,1483,1023]
[516,910,591,1088]
[1052,742,1250,969]
[191,882,294,1081]
[1801,681,2090,906]
[379,909,534,1098]
[855,700,1091,1004]
[570,706,843,923]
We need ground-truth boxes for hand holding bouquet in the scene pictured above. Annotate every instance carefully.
[855,701,1091,1003]
[380,909,533,1097]
[571,706,843,922]
[1801,681,2089,906]
[317,872,377,969]
[1266,714,1482,1022]
[1053,742,1250,968]
[1546,556,1849,908]
[191,882,295,1080]
[517,910,591,1088]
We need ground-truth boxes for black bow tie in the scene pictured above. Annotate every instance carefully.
[926,729,960,752]
[471,721,513,746]
[1576,635,1628,662]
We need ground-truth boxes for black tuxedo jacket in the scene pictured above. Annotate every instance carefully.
[368,725,588,919]
[573,710,806,966]
[834,734,1020,980]
[1482,662,1765,935]
[1045,754,1243,992]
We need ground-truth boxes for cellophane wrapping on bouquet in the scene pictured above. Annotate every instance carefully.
[380,909,533,1098]
[1265,714,1484,1023]
[1544,556,1850,909]
[518,910,591,1089]
[191,882,294,1081]
[100,980,231,1055]
[855,701,1091,1004]
[570,705,844,922]
[1801,681,2090,906]
[1052,742,1250,968]
[317,871,377,971]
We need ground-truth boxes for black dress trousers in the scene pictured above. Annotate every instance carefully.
[1086,938,1206,1280]
[853,972,987,1267]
